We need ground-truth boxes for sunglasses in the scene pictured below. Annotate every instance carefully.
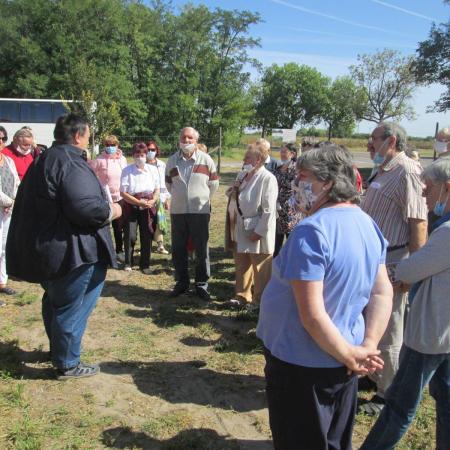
[0,136,7,142]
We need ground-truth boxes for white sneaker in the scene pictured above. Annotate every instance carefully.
[157,246,169,255]
[124,265,132,272]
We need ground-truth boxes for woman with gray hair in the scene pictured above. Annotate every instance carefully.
[256,143,393,449]
[361,157,450,450]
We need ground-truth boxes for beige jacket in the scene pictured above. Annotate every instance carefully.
[231,167,278,254]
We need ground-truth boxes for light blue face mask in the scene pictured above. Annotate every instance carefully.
[105,146,117,155]
[433,185,449,217]
[373,153,385,165]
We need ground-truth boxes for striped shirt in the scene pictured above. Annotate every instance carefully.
[362,151,427,248]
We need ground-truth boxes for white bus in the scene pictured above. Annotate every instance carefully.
[0,98,72,147]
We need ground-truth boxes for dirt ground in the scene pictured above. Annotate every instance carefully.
[0,170,435,450]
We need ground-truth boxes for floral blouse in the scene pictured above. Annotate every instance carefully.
[274,160,303,234]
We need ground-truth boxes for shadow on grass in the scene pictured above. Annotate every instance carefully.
[102,426,272,450]
[0,340,54,380]
[101,360,266,412]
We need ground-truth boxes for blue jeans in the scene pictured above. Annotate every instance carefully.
[361,345,450,450]
[41,262,107,370]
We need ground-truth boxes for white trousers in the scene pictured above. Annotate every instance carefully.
[0,211,11,285]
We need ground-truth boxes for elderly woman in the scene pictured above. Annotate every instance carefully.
[146,140,170,255]
[361,158,450,450]
[274,143,303,257]
[90,135,127,258]
[120,142,160,274]
[0,126,20,303]
[226,142,278,310]
[256,144,393,450]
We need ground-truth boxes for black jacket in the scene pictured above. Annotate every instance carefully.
[6,144,116,283]
[265,156,281,175]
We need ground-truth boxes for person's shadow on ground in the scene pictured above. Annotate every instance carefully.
[101,426,273,450]
[101,360,266,413]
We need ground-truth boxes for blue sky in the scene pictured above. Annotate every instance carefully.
[169,0,450,137]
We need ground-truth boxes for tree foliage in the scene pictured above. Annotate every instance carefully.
[0,0,260,148]
[414,13,450,112]
[350,49,417,124]
[322,77,367,139]
[253,63,329,136]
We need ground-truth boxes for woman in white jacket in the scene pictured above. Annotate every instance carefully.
[226,142,278,310]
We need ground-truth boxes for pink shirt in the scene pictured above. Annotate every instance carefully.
[90,151,127,202]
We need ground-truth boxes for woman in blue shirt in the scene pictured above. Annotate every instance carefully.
[256,144,393,450]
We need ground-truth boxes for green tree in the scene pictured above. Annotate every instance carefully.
[414,2,450,111]
[322,77,367,139]
[350,49,417,124]
[253,63,330,136]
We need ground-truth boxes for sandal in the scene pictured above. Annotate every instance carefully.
[57,362,100,379]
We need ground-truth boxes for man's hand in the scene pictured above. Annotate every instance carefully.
[139,199,150,209]
[249,231,261,242]
[164,199,170,210]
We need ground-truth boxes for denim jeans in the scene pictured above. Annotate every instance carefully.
[41,262,107,370]
[361,345,450,450]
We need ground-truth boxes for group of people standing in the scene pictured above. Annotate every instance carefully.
[1,114,449,449]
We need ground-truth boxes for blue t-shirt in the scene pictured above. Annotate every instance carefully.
[256,206,387,368]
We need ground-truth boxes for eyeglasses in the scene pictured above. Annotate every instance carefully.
[147,147,157,151]
[0,136,7,142]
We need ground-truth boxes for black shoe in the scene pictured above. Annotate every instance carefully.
[195,286,211,301]
[169,283,189,298]
[56,361,99,380]
[0,287,16,295]
[358,394,385,415]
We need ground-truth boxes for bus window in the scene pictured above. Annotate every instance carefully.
[20,101,53,123]
[53,102,68,121]
[0,101,20,122]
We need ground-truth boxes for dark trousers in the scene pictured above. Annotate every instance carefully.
[264,348,357,450]
[111,217,123,253]
[123,207,153,269]
[41,262,107,369]
[171,213,210,286]
[274,231,290,258]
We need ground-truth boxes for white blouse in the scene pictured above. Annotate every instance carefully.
[120,163,160,195]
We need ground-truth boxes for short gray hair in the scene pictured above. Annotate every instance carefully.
[377,122,408,152]
[179,127,199,141]
[13,128,34,140]
[296,143,360,204]
[422,157,450,184]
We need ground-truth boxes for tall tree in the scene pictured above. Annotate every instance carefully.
[414,2,450,111]
[253,63,329,136]
[350,49,417,124]
[322,77,367,139]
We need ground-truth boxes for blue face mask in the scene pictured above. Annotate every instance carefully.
[373,153,385,165]
[433,185,449,217]
[105,146,117,155]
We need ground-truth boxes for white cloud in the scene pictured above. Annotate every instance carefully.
[370,0,439,22]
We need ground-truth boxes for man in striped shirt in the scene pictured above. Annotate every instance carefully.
[361,122,428,414]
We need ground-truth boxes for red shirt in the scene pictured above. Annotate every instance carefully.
[2,145,35,180]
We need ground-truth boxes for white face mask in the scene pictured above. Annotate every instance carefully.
[17,145,32,156]
[134,156,146,167]
[179,142,196,154]
[242,163,254,172]
[147,150,156,160]
[434,141,448,154]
